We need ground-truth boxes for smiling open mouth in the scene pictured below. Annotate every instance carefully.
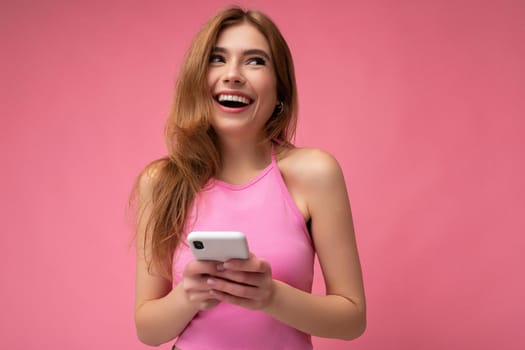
[216,94,253,108]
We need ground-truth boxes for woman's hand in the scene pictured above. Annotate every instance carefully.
[182,260,223,310]
[205,253,274,310]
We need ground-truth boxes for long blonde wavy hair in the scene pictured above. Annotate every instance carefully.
[132,6,298,280]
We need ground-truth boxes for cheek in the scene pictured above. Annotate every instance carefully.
[259,79,278,117]
[259,75,278,100]
[207,69,221,89]
[207,74,215,90]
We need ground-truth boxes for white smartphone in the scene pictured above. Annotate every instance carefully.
[187,231,250,262]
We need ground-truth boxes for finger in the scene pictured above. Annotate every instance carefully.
[184,260,223,277]
[186,291,215,303]
[209,289,264,310]
[182,276,213,292]
[183,271,220,292]
[206,276,259,299]
[199,299,220,311]
[221,255,271,273]
[212,270,264,288]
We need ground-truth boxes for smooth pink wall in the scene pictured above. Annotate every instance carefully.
[1,0,524,349]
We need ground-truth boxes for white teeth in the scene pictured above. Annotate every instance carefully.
[217,94,251,105]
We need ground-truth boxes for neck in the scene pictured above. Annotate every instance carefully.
[216,137,273,184]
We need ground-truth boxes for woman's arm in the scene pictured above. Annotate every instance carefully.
[207,148,366,340]
[280,148,366,339]
[134,169,223,346]
[134,169,198,345]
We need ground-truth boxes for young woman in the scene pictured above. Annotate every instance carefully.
[133,7,366,350]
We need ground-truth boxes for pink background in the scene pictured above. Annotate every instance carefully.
[2,0,524,349]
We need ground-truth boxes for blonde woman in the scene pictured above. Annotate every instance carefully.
[132,7,366,349]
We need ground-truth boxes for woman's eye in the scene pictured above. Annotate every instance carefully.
[209,55,225,64]
[247,57,266,66]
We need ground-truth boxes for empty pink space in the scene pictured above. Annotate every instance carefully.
[1,0,523,349]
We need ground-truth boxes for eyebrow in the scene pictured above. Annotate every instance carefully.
[212,46,272,62]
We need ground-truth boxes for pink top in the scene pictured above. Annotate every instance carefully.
[173,148,315,350]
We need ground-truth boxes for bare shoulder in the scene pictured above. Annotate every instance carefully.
[134,158,170,257]
[276,147,346,222]
[137,158,170,197]
[277,146,344,187]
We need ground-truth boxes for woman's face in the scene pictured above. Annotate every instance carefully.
[207,22,278,140]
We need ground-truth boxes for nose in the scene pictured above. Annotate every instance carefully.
[222,63,245,85]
